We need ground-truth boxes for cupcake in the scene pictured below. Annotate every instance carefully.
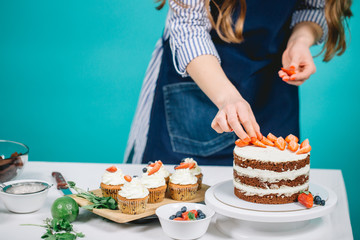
[100,166,126,202]
[117,177,149,215]
[141,164,167,203]
[168,167,198,201]
[145,160,170,184]
[182,158,203,190]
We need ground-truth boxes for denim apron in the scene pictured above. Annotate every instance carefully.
[141,0,300,166]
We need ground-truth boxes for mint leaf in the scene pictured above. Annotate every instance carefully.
[188,212,196,220]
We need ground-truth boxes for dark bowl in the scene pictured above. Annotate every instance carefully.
[0,140,29,182]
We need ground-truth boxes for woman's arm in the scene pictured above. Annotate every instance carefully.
[279,22,323,85]
[169,0,261,141]
[187,55,262,142]
[279,0,327,85]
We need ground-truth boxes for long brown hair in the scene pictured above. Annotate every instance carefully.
[156,0,353,61]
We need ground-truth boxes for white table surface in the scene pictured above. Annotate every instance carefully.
[0,161,353,240]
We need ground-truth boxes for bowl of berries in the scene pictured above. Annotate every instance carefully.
[156,202,215,240]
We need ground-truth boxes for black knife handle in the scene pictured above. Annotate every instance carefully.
[52,172,68,190]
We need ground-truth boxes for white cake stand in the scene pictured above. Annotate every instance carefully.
[205,180,337,240]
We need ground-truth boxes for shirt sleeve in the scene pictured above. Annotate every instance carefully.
[169,0,221,77]
[290,0,328,44]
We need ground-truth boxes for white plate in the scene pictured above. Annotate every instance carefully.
[213,180,328,212]
[205,180,337,222]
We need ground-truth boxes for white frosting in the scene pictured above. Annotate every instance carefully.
[118,178,149,199]
[183,158,202,175]
[101,168,126,185]
[234,145,309,162]
[233,179,309,197]
[233,163,310,183]
[170,169,197,185]
[141,171,166,189]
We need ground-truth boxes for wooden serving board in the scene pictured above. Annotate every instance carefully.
[70,184,210,223]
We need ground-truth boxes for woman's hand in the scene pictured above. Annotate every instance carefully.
[279,40,316,86]
[211,96,262,142]
[278,22,323,86]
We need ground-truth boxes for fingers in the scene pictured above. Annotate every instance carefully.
[291,63,316,82]
[227,107,250,141]
[211,111,232,134]
[211,101,263,142]
[236,105,257,141]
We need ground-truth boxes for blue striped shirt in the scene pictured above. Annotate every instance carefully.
[124,0,327,164]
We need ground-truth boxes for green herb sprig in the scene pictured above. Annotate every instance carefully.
[67,181,117,210]
[21,218,84,240]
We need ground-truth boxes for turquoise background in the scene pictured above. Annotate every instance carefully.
[0,0,359,237]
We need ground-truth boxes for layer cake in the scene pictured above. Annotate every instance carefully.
[233,145,310,204]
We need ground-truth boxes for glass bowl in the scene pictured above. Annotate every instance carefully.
[0,140,29,182]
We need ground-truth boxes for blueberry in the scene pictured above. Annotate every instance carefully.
[181,159,186,163]
[176,211,182,218]
[148,161,154,165]
[169,215,176,220]
[174,165,177,169]
[314,195,321,205]
[199,214,206,219]
[142,167,147,173]
[133,175,138,178]
[320,200,326,206]
[181,206,187,213]
[197,209,203,214]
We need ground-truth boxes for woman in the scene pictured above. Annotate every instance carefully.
[125,0,352,166]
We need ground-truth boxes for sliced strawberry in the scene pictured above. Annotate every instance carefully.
[251,139,267,148]
[285,134,299,143]
[261,137,275,146]
[300,139,310,149]
[148,162,161,175]
[106,166,117,173]
[235,139,250,147]
[175,162,190,169]
[298,191,313,208]
[287,140,299,152]
[173,217,184,221]
[182,211,189,220]
[297,145,311,154]
[189,162,196,169]
[124,175,132,182]
[275,137,286,151]
[267,133,277,142]
[190,210,198,218]
[281,67,296,76]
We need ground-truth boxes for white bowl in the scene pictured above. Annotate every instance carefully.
[156,202,215,240]
[0,179,51,213]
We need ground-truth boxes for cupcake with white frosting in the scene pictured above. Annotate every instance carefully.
[182,158,203,190]
[141,167,167,203]
[168,167,198,201]
[100,166,126,202]
[118,177,149,215]
[145,160,170,184]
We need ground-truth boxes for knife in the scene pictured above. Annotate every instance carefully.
[52,171,73,195]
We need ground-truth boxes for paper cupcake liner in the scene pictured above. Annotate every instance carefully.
[117,195,149,215]
[148,185,167,203]
[168,183,198,201]
[100,183,123,202]
[196,173,203,190]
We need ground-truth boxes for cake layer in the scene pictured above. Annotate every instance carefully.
[234,145,309,162]
[234,154,310,172]
[233,179,309,197]
[233,163,310,182]
[234,187,305,204]
[233,170,308,189]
